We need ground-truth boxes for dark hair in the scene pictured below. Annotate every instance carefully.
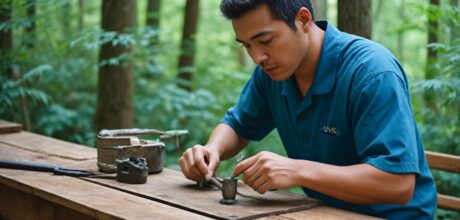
[220,0,315,31]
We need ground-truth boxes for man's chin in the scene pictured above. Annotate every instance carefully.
[267,74,290,81]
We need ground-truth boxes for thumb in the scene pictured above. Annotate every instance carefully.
[207,158,219,175]
[205,152,219,180]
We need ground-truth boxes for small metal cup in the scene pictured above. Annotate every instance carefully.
[220,177,237,205]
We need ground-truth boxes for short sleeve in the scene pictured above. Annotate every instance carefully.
[350,71,420,175]
[221,67,275,141]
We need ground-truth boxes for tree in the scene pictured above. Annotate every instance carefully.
[22,0,37,130]
[425,0,439,110]
[62,0,71,37]
[146,0,160,44]
[177,0,200,91]
[78,0,84,30]
[338,0,372,39]
[146,0,160,28]
[95,0,136,132]
[450,0,459,42]
[0,0,13,78]
[25,0,35,48]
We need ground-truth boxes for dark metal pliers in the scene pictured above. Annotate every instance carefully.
[0,159,96,177]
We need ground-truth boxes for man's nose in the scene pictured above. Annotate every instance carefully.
[249,48,268,65]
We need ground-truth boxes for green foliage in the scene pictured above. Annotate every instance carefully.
[410,2,460,218]
[1,1,459,214]
[0,65,50,108]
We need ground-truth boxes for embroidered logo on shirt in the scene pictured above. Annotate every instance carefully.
[319,126,338,136]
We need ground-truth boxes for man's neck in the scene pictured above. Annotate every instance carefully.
[295,24,325,97]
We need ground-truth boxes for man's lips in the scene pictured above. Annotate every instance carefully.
[264,66,278,73]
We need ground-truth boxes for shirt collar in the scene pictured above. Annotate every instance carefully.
[281,21,341,96]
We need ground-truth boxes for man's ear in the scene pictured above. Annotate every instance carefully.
[296,7,313,32]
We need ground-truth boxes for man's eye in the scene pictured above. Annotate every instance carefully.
[240,43,250,48]
[261,38,273,45]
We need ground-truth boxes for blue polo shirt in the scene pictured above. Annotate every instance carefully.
[221,21,436,219]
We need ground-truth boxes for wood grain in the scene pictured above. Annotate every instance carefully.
[0,184,95,220]
[426,151,460,212]
[83,167,320,220]
[426,151,460,173]
[259,205,379,220]
[0,143,209,220]
[0,119,22,134]
[437,194,460,213]
[0,128,377,219]
[0,169,208,220]
[0,131,96,161]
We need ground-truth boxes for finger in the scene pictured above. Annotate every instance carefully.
[193,147,211,178]
[188,168,204,181]
[251,173,268,191]
[232,154,259,177]
[178,153,191,175]
[179,153,202,181]
[207,155,218,174]
[178,156,187,175]
[245,165,264,186]
[185,150,205,180]
[206,148,219,171]
[257,181,270,194]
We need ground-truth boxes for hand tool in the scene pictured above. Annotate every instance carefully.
[0,159,99,177]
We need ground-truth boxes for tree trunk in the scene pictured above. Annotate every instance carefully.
[453,0,460,140]
[0,0,13,78]
[146,0,160,46]
[312,0,328,20]
[424,0,439,110]
[177,0,200,91]
[25,0,35,48]
[22,0,36,130]
[78,0,84,30]
[62,0,70,37]
[95,0,136,132]
[338,0,372,39]
[451,0,459,42]
[146,0,160,28]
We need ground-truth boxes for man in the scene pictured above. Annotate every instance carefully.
[178,0,436,219]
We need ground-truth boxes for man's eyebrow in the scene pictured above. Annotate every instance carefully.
[235,30,273,43]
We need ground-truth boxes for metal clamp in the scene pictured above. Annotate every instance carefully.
[116,157,149,184]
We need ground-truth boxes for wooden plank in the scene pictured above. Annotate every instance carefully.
[83,166,319,220]
[426,152,460,212]
[0,184,94,220]
[0,133,321,219]
[0,143,209,219]
[259,205,379,220]
[438,194,460,212]
[0,131,96,161]
[0,133,374,219]
[426,151,460,173]
[0,169,210,220]
[0,142,94,176]
[0,119,22,134]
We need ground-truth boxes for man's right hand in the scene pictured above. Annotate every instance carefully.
[178,144,220,181]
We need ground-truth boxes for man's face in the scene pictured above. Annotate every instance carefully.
[232,4,309,81]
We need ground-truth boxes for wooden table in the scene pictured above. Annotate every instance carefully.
[0,120,377,220]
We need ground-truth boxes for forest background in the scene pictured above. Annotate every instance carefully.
[0,0,459,218]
